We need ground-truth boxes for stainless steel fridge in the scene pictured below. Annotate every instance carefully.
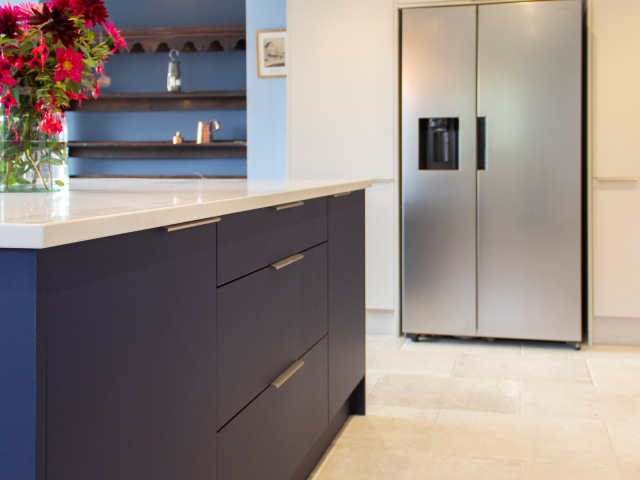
[401,0,583,343]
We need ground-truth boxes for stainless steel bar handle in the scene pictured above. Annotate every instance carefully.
[270,360,304,389]
[270,253,304,270]
[274,201,305,211]
[333,192,352,198]
[164,217,221,233]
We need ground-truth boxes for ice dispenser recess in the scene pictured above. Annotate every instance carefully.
[419,118,459,170]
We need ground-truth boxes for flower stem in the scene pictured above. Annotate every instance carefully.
[25,150,50,191]
[4,157,11,191]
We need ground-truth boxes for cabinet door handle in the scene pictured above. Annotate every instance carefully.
[270,360,305,389]
[270,253,304,270]
[333,191,352,198]
[274,200,304,211]
[164,217,221,232]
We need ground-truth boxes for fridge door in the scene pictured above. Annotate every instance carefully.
[476,0,582,341]
[401,7,478,336]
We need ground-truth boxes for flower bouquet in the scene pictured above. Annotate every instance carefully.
[0,0,126,192]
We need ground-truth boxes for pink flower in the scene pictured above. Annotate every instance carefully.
[54,47,83,82]
[103,20,128,52]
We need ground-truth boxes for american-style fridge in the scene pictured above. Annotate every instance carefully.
[401,0,583,343]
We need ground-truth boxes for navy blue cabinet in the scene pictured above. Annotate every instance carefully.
[328,191,366,418]
[217,338,329,480]
[217,243,328,429]
[44,225,218,480]
[0,190,365,480]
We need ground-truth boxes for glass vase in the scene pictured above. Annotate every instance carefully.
[0,112,69,193]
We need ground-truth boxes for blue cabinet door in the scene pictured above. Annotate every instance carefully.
[43,225,217,480]
[328,191,366,418]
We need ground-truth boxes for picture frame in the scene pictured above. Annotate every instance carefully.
[256,30,288,78]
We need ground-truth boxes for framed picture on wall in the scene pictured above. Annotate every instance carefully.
[256,30,288,78]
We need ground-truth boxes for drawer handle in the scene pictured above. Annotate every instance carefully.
[164,217,221,233]
[271,360,305,389]
[270,253,304,270]
[274,201,304,211]
[333,191,352,198]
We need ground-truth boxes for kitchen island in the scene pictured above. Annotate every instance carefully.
[0,178,369,480]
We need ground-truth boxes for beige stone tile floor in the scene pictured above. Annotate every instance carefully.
[309,334,640,480]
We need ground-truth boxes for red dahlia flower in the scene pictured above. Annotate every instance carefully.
[51,0,71,9]
[69,0,108,27]
[0,5,21,38]
[31,4,80,47]
[54,47,83,82]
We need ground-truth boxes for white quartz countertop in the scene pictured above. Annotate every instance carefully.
[0,178,372,249]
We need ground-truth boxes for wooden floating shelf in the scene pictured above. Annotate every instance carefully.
[115,25,246,54]
[69,141,247,159]
[71,91,246,112]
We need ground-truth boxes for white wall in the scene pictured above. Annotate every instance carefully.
[288,0,399,334]
[590,0,640,345]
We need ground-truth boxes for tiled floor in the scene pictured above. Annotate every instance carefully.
[309,334,640,479]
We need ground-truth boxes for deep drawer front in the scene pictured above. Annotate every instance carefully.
[217,337,328,480]
[217,243,328,430]
[217,197,327,285]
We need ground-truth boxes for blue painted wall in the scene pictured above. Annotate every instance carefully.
[67,0,247,177]
[246,0,288,179]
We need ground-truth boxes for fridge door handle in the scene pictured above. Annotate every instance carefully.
[477,117,487,171]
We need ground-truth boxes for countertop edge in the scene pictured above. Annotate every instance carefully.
[1,179,373,249]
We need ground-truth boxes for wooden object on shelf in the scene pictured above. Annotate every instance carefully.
[116,25,246,54]
[70,91,246,112]
[69,141,247,159]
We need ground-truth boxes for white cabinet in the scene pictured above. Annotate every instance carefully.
[593,181,640,318]
[288,0,398,319]
[590,0,640,178]
[589,0,640,342]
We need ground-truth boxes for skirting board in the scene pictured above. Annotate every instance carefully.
[593,316,640,346]
[366,309,398,336]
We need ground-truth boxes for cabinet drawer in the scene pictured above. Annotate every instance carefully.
[217,337,328,480]
[217,243,328,429]
[217,197,327,285]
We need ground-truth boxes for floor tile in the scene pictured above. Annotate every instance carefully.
[312,335,640,480]
[308,446,420,480]
[366,334,406,352]
[622,470,640,480]
[401,336,522,356]
[406,454,521,480]
[367,348,457,377]
[521,461,625,480]
[522,381,640,422]
[365,371,383,398]
[588,357,640,388]
[430,410,618,467]
[453,353,593,384]
[607,420,640,470]
[333,412,436,454]
[368,373,520,414]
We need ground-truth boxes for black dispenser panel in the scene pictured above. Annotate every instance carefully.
[419,118,459,170]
